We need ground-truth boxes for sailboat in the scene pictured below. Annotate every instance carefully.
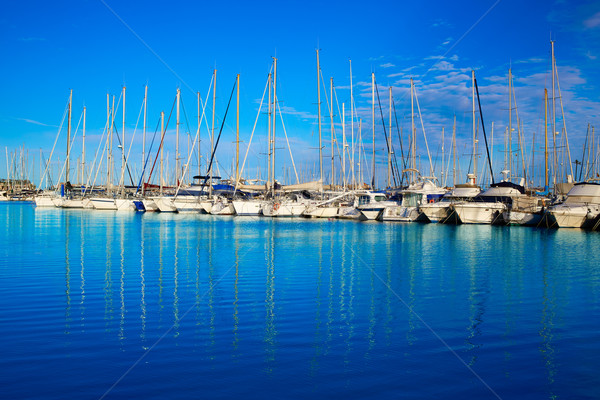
[382,78,445,221]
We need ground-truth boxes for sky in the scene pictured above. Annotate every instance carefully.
[1,0,600,189]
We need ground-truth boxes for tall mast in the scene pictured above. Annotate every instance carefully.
[176,88,180,186]
[160,111,164,195]
[267,72,272,195]
[342,102,346,191]
[316,49,323,191]
[371,72,375,189]
[121,86,126,193]
[236,74,240,185]
[109,95,116,192]
[210,69,217,196]
[105,93,110,191]
[272,58,277,198]
[441,127,445,187]
[142,85,147,194]
[358,118,362,186]
[472,70,477,183]
[508,68,512,181]
[349,59,355,188]
[330,77,335,188]
[197,91,201,178]
[82,106,86,185]
[411,78,416,182]
[452,115,457,186]
[544,88,549,189]
[388,86,392,188]
[551,40,557,186]
[66,89,72,183]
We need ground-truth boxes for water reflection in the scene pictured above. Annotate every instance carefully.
[20,205,600,399]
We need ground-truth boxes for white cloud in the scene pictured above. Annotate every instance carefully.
[583,11,600,28]
[15,117,58,127]
[381,63,395,68]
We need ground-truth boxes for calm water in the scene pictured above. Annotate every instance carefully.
[1,202,599,399]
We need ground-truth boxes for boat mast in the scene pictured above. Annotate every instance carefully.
[210,69,217,196]
[142,85,147,195]
[544,88,549,190]
[66,89,72,183]
[316,49,323,192]
[197,91,201,178]
[176,88,180,186]
[236,74,240,186]
[272,57,277,198]
[330,77,335,189]
[121,86,126,194]
[388,86,392,189]
[411,78,416,182]
[452,115,456,186]
[160,111,164,195]
[472,71,477,184]
[82,106,86,186]
[551,40,557,187]
[267,71,272,195]
[508,68,512,181]
[342,102,346,191]
[349,59,355,189]
[371,72,375,189]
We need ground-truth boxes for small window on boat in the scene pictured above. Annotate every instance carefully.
[374,195,387,202]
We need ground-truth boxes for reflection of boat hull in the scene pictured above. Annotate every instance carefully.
[451,202,505,224]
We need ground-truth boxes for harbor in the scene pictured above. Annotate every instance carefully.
[3,1,600,399]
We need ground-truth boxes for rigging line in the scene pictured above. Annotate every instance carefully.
[118,94,146,190]
[276,100,300,184]
[99,0,205,110]
[392,98,408,186]
[110,121,135,187]
[474,77,495,185]
[37,96,69,190]
[236,68,272,192]
[145,96,177,188]
[135,118,162,194]
[374,78,398,188]
[201,77,237,188]
[412,83,435,178]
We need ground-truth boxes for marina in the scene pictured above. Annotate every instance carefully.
[3,1,600,398]
[1,202,599,398]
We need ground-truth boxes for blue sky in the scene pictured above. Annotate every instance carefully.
[2,0,600,188]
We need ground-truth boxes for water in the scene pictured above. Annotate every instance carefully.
[1,202,599,399]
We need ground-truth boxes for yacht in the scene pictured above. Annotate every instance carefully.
[381,179,446,222]
[546,182,600,228]
[451,181,524,224]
